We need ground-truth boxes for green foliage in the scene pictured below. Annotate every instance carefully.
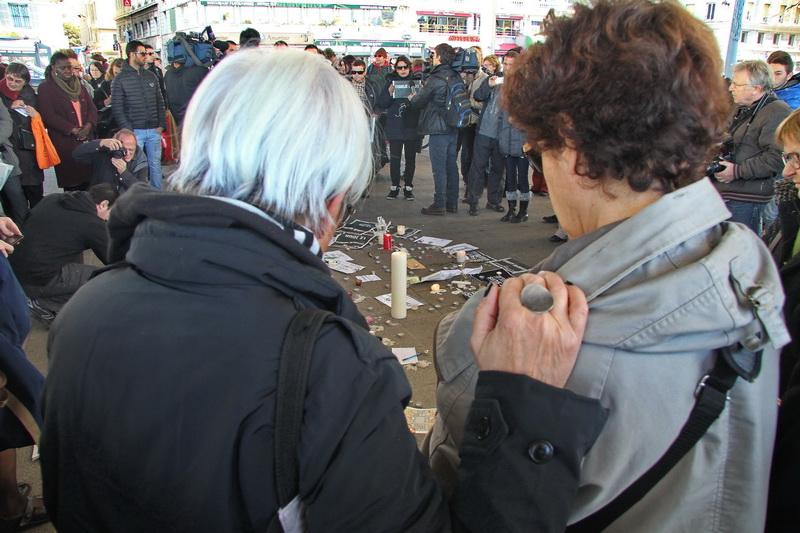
[63,22,81,47]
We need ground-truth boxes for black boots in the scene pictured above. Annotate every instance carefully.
[511,201,529,223]
[500,200,517,222]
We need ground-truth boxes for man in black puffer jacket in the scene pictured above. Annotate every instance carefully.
[112,40,166,190]
[409,43,460,215]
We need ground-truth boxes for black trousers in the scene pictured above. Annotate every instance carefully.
[457,123,477,183]
[466,134,504,206]
[388,139,418,187]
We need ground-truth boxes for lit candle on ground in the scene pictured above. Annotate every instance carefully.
[456,251,467,263]
[391,251,407,319]
[431,283,440,292]
[396,225,406,235]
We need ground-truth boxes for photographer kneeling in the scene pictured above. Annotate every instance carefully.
[72,129,149,193]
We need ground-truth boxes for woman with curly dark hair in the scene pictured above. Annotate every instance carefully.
[427,1,789,531]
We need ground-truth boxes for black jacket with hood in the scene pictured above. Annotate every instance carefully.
[8,191,109,287]
[410,63,458,135]
[376,70,422,141]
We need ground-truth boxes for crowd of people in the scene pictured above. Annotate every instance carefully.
[0,0,798,531]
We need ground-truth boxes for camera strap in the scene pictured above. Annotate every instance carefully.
[729,93,775,150]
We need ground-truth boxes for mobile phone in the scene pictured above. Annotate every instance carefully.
[1,234,23,246]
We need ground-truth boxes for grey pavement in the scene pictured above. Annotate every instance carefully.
[15,145,565,530]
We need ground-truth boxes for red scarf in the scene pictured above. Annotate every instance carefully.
[0,78,20,101]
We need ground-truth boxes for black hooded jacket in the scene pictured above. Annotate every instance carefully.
[376,70,422,141]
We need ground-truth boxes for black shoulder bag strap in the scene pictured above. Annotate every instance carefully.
[566,346,745,532]
[266,307,331,533]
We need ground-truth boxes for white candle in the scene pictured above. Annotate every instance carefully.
[456,251,467,263]
[431,283,440,292]
[396,225,406,235]
[391,251,407,319]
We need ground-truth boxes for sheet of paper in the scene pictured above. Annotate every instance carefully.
[443,243,479,253]
[404,407,438,434]
[419,267,483,282]
[415,236,453,247]
[375,293,425,309]
[392,347,419,365]
[323,250,353,262]
[328,261,364,274]
[355,273,381,282]
[14,108,28,117]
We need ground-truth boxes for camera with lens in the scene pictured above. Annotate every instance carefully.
[103,146,126,159]
[706,139,735,179]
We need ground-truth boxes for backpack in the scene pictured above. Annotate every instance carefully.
[442,75,472,129]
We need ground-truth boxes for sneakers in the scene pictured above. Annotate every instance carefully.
[486,202,505,212]
[421,204,446,216]
[543,214,558,223]
[27,298,55,327]
[403,186,414,201]
[387,186,400,200]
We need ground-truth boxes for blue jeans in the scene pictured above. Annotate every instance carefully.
[428,133,459,208]
[725,199,765,235]
[134,128,163,190]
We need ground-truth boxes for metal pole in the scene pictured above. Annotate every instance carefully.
[724,0,746,77]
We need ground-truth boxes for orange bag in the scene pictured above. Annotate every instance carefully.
[31,114,61,169]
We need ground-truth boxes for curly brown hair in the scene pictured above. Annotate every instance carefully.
[503,0,731,192]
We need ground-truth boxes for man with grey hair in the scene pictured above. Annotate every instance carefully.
[39,48,604,532]
[714,59,791,234]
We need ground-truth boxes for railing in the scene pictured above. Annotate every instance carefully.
[495,28,520,36]
[419,23,467,34]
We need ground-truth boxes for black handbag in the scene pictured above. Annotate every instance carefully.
[18,125,35,151]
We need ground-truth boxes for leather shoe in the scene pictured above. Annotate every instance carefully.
[543,215,558,223]
[446,205,458,213]
[486,202,505,212]
[549,234,568,242]
[421,204,446,216]
[469,204,479,216]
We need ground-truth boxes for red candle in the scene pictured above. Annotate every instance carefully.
[383,233,393,250]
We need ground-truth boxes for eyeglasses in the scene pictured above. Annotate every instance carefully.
[133,51,149,56]
[351,70,365,74]
[395,65,409,70]
[525,147,543,174]
[730,82,750,88]
[146,52,155,56]
[782,152,800,169]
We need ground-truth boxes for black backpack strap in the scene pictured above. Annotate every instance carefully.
[566,346,745,532]
[267,307,331,533]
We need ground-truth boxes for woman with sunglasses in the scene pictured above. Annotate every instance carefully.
[37,51,97,190]
[427,1,788,530]
[376,55,422,200]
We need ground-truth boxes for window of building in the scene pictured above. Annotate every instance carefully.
[758,32,765,44]
[706,3,716,20]
[775,33,781,44]
[763,4,771,22]
[790,34,796,46]
[496,19,519,36]
[741,31,748,42]
[9,3,31,28]
[419,16,467,34]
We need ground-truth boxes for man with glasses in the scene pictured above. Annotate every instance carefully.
[111,40,166,189]
[349,60,378,113]
[144,44,168,111]
[715,60,790,234]
[72,129,149,193]
[367,47,393,90]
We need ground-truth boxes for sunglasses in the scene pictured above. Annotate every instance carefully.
[525,147,543,174]
[396,65,409,70]
[351,70,365,74]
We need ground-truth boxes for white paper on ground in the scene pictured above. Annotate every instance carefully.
[375,293,424,309]
[327,261,365,274]
[442,243,479,253]
[419,267,482,282]
[415,236,453,247]
[355,273,381,282]
[392,347,419,365]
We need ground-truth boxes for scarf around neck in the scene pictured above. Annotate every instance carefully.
[52,74,82,101]
[0,78,20,101]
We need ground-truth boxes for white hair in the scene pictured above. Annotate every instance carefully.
[168,48,372,233]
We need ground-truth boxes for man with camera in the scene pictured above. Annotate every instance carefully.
[72,129,149,194]
[714,60,791,235]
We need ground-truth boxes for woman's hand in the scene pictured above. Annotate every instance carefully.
[9,100,25,109]
[24,105,38,118]
[76,123,92,141]
[388,84,395,95]
[0,217,21,257]
[471,272,588,388]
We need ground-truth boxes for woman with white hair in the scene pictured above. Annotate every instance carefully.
[39,48,602,532]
